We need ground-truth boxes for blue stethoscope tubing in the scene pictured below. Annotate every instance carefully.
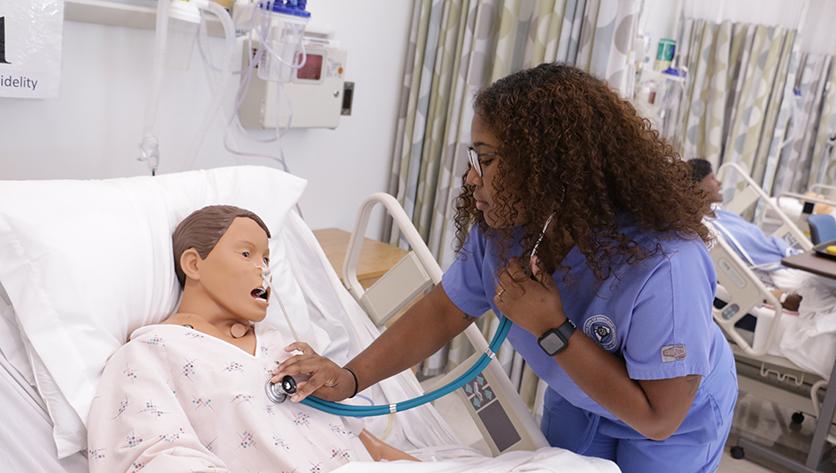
[296,316,512,417]
[290,214,555,417]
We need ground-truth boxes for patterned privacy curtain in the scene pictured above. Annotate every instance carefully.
[673,20,796,184]
[385,0,640,407]
[670,18,835,194]
[771,54,836,194]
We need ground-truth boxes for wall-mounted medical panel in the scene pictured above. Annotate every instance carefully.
[238,33,348,129]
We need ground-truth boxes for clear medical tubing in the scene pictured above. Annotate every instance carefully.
[138,0,171,175]
[187,0,237,169]
[297,316,512,417]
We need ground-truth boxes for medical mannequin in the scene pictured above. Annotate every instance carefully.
[276,64,738,473]
[690,160,836,379]
[87,205,414,473]
[688,159,803,311]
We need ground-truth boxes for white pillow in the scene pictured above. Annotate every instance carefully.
[0,166,307,457]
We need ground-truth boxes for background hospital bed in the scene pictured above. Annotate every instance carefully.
[767,188,836,237]
[717,163,814,253]
[711,164,836,471]
[729,156,836,237]
[0,171,617,472]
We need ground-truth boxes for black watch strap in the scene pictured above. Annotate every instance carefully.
[537,318,576,356]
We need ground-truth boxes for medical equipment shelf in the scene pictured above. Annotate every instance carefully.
[65,0,225,36]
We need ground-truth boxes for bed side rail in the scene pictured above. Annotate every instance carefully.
[810,184,836,198]
[343,192,548,455]
[709,233,785,357]
[717,163,813,251]
[776,191,836,212]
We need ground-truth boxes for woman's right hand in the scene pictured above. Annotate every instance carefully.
[271,342,357,402]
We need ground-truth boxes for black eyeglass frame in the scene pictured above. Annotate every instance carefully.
[466,146,500,177]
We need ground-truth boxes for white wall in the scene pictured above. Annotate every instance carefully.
[637,0,681,63]
[0,0,413,237]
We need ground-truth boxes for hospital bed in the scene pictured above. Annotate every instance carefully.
[711,164,836,472]
[0,166,619,473]
[716,163,835,237]
[767,187,836,237]
[721,160,836,237]
[716,162,814,253]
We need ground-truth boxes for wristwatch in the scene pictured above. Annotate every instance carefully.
[537,318,576,356]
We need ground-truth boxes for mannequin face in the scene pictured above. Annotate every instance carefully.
[184,217,271,322]
[699,172,723,205]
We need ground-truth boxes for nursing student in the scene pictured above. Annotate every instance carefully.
[275,63,738,473]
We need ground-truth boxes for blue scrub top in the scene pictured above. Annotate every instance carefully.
[710,209,789,266]
[442,223,736,443]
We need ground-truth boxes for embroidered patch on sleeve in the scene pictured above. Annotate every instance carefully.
[661,344,686,363]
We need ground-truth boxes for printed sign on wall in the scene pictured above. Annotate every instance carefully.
[0,1,64,99]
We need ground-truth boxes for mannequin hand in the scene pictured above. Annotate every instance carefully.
[494,257,566,336]
[272,342,356,402]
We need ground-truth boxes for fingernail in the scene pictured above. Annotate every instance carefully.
[270,376,279,383]
[291,395,300,402]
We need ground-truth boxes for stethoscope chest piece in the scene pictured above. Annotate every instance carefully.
[265,375,298,404]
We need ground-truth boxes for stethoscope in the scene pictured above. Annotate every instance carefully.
[263,317,512,417]
[265,374,301,404]
[264,213,556,418]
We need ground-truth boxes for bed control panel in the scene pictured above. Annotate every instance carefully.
[461,373,522,453]
[428,346,550,455]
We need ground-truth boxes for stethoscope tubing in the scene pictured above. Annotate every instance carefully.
[265,316,512,417]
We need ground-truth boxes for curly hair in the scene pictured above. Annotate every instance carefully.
[454,63,710,280]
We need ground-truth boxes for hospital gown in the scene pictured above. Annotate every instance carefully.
[87,324,372,473]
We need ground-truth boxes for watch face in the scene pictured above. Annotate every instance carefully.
[540,332,565,355]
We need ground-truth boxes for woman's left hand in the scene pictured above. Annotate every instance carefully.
[494,257,567,336]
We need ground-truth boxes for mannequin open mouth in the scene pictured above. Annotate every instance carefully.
[250,287,270,302]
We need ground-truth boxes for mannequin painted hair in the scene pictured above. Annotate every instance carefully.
[172,205,271,287]
[687,158,713,182]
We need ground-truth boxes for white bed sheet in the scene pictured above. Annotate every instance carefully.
[338,445,620,472]
[718,269,836,380]
[770,269,836,379]
[0,350,86,473]
[0,210,620,473]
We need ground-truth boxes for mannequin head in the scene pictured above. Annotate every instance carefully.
[688,158,723,210]
[172,205,272,323]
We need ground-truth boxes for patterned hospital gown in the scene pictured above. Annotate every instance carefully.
[87,324,372,473]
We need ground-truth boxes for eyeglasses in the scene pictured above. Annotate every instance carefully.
[466,146,500,177]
